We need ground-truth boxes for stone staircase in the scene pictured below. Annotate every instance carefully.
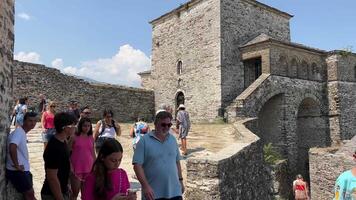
[226,73,270,121]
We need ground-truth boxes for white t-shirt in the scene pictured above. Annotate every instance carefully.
[6,127,30,171]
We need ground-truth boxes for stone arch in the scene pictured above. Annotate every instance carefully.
[175,90,185,111]
[278,55,288,76]
[257,93,286,156]
[296,97,328,183]
[252,88,286,117]
[289,58,298,77]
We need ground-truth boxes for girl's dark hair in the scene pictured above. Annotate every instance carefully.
[76,117,93,136]
[102,109,114,118]
[19,97,28,104]
[92,139,123,199]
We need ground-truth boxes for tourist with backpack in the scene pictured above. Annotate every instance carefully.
[129,117,150,150]
[93,109,121,153]
[15,97,28,128]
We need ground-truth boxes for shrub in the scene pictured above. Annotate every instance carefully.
[263,143,283,165]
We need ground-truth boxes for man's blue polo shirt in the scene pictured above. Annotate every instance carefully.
[133,131,182,199]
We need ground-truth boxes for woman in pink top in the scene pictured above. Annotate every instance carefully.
[70,117,95,200]
[82,139,136,200]
[41,101,56,149]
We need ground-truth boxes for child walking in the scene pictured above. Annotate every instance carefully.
[70,118,95,200]
[82,138,136,200]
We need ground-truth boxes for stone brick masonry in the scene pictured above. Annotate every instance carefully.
[0,0,14,198]
[13,61,155,122]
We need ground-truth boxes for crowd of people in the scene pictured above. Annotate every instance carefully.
[6,95,190,200]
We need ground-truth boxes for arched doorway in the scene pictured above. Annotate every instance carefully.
[257,93,286,156]
[296,97,328,183]
[175,92,185,116]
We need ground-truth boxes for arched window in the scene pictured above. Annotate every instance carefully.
[278,55,287,76]
[311,63,317,80]
[177,61,183,75]
[290,58,298,77]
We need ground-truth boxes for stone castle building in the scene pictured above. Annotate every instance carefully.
[1,0,356,199]
[140,0,356,199]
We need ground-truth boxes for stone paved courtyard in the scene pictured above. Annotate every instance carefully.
[24,122,238,199]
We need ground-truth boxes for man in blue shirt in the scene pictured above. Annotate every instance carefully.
[133,111,184,200]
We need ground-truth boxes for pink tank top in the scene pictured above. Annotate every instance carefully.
[43,111,55,129]
[82,168,130,200]
[70,135,95,174]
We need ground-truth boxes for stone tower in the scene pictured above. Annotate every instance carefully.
[140,0,292,121]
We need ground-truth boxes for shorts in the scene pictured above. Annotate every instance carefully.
[41,192,69,200]
[42,128,56,142]
[15,115,24,126]
[178,127,189,139]
[6,169,33,193]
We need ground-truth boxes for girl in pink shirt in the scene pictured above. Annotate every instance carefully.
[82,139,136,200]
[70,117,95,200]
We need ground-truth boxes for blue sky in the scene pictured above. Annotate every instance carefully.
[14,0,356,87]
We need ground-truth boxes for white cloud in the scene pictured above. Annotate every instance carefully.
[14,51,41,63]
[18,12,31,21]
[60,44,151,87]
[51,58,64,69]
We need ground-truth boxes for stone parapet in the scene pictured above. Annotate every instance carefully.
[309,137,356,200]
[185,118,272,200]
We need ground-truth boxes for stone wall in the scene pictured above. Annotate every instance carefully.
[309,137,356,200]
[0,0,14,198]
[326,54,356,142]
[150,0,221,122]
[220,0,291,108]
[13,61,155,122]
[185,118,272,200]
[335,55,356,140]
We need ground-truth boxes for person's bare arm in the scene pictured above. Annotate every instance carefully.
[129,126,134,138]
[176,161,185,193]
[9,144,24,171]
[46,168,64,200]
[41,112,46,129]
[116,122,121,136]
[93,121,101,140]
[133,164,154,200]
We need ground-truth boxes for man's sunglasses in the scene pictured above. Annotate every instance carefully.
[160,123,172,128]
[83,112,91,114]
